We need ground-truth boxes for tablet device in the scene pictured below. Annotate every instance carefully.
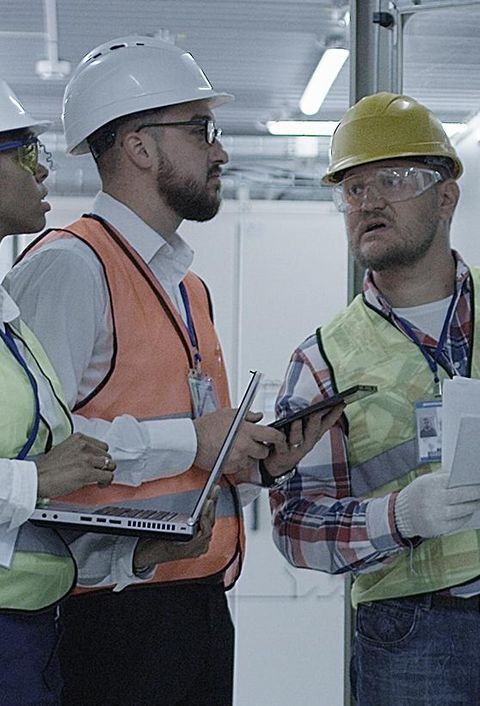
[269,384,377,430]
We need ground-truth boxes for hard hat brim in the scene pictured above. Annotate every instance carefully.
[68,92,234,155]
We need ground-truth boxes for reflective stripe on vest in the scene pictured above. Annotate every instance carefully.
[320,268,480,606]
[350,439,417,497]
[20,216,244,590]
[0,321,75,611]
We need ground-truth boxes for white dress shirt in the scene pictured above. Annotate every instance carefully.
[5,193,259,589]
[6,193,198,484]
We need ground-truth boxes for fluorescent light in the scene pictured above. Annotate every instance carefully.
[267,120,468,140]
[300,48,349,116]
[267,120,339,136]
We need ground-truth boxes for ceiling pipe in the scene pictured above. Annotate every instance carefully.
[35,0,71,80]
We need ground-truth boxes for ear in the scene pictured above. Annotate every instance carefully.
[437,179,460,221]
[121,130,156,170]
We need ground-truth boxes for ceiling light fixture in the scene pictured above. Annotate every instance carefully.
[266,120,338,136]
[299,47,349,116]
[267,120,467,138]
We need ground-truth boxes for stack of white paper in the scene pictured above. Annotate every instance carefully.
[442,376,480,488]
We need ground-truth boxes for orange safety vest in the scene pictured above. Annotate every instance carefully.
[19,214,245,590]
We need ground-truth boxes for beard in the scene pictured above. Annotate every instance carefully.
[350,208,439,272]
[155,146,222,222]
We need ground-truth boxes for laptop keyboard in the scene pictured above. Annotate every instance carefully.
[94,506,179,521]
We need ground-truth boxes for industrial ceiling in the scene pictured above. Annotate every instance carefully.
[1,0,479,198]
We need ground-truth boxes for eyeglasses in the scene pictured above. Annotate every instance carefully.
[135,119,222,145]
[0,137,39,175]
[332,166,443,213]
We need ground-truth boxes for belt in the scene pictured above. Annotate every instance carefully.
[407,591,480,612]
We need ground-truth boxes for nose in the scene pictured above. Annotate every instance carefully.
[210,137,229,165]
[35,162,49,183]
[359,182,386,211]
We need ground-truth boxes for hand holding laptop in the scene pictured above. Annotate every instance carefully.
[133,487,219,572]
[31,371,263,540]
[36,433,116,498]
[193,408,286,474]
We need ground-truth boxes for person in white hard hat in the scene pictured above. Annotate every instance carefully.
[0,78,121,705]
[5,37,338,705]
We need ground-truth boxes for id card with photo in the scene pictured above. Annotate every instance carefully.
[415,400,442,463]
[188,369,220,418]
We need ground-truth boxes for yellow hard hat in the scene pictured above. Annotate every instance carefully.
[322,92,463,184]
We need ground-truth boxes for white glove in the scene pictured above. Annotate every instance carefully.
[395,471,480,538]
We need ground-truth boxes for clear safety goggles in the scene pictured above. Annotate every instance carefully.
[135,118,222,145]
[332,166,443,213]
[0,136,39,175]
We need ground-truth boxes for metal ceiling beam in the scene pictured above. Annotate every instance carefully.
[393,0,480,12]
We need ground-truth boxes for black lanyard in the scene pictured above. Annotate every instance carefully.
[0,324,41,459]
[179,281,202,368]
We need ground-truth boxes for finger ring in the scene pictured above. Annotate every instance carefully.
[291,442,302,449]
[101,456,111,470]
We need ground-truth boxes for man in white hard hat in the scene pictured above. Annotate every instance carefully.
[5,37,337,705]
[0,78,120,705]
[271,92,480,705]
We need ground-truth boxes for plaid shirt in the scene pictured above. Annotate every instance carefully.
[271,252,472,577]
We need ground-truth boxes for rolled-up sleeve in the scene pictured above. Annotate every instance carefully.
[270,335,406,576]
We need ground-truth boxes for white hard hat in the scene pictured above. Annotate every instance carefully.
[0,79,50,136]
[63,35,234,155]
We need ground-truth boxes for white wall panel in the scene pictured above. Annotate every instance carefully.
[183,199,348,706]
[451,116,480,266]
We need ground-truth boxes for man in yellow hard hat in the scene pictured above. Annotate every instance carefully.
[270,92,480,705]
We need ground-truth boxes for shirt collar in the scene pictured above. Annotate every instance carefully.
[0,285,20,333]
[362,250,470,315]
[92,191,193,271]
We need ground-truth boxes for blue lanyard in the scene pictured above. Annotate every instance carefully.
[0,324,41,459]
[393,292,459,397]
[179,282,202,367]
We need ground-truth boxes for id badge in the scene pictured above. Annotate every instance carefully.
[188,369,220,418]
[415,400,442,463]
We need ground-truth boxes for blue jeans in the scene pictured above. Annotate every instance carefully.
[351,595,480,706]
[0,606,63,706]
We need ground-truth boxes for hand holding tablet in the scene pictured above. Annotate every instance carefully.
[269,384,377,431]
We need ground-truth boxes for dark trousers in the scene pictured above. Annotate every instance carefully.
[59,582,234,706]
[0,607,63,706]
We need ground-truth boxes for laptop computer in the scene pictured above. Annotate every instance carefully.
[30,370,263,542]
